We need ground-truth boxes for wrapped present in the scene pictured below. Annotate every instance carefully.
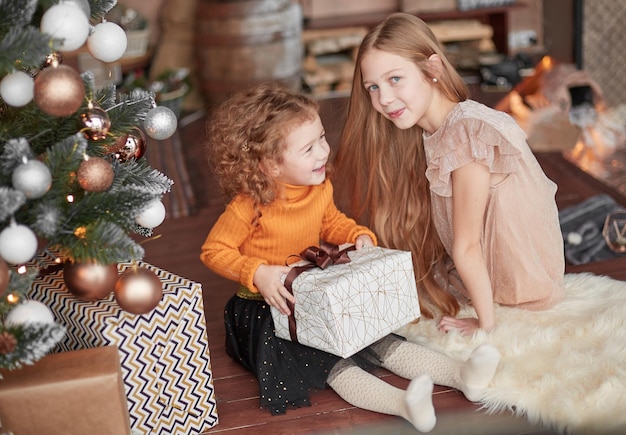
[0,346,130,435]
[272,244,421,358]
[28,258,218,435]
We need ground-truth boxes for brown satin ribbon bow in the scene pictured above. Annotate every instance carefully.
[282,241,355,343]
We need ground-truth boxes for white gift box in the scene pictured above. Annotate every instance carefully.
[272,246,421,358]
[28,258,218,435]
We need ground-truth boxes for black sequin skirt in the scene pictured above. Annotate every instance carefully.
[224,294,342,415]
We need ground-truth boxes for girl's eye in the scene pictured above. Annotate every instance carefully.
[366,84,378,92]
[390,76,400,84]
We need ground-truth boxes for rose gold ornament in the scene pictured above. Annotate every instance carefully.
[34,64,85,117]
[77,156,114,192]
[78,101,111,141]
[0,258,9,297]
[114,266,163,315]
[63,261,119,301]
[42,52,63,69]
[111,127,147,162]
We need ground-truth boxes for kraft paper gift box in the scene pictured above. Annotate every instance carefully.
[272,245,421,358]
[0,346,131,435]
[28,259,218,435]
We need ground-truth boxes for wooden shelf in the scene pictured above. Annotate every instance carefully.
[304,3,524,55]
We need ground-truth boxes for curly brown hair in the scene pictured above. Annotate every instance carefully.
[205,83,319,206]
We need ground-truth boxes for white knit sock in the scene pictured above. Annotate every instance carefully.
[404,374,437,432]
[460,344,501,402]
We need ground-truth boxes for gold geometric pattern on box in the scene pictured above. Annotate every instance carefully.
[272,247,421,358]
[28,257,218,434]
[583,0,626,108]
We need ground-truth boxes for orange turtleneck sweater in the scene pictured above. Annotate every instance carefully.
[200,179,377,293]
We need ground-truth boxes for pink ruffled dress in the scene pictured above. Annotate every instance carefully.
[423,100,565,309]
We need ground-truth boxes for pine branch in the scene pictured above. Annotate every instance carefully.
[0,186,26,222]
[0,322,66,370]
[0,0,37,33]
[52,219,144,264]
[44,133,88,190]
[107,88,155,134]
[88,0,118,21]
[0,25,51,75]
[0,137,34,177]
[66,186,156,229]
[0,267,38,314]
[111,158,173,195]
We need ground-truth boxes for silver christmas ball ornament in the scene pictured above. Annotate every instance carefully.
[144,106,177,140]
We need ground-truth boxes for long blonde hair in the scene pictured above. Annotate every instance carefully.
[333,13,469,318]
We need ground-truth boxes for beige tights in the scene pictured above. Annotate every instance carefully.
[378,340,500,402]
[327,338,500,433]
[327,359,437,433]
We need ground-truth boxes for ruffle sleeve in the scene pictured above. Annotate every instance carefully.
[425,113,526,197]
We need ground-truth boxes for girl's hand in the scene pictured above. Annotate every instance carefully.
[354,234,374,249]
[438,316,488,337]
[253,264,296,316]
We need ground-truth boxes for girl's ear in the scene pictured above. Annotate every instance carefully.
[427,54,444,78]
[259,158,280,178]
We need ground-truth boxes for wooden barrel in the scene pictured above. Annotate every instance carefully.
[195,0,303,107]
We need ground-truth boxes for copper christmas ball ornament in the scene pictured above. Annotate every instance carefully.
[34,64,85,117]
[114,266,163,315]
[0,258,9,297]
[78,102,111,141]
[77,156,114,192]
[63,261,119,301]
[111,127,147,162]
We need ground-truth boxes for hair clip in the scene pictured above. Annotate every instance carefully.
[241,141,250,152]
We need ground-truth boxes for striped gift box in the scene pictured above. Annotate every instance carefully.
[28,259,218,434]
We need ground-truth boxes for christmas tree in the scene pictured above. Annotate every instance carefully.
[0,0,177,369]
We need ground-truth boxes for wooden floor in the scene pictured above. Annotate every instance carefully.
[141,97,626,434]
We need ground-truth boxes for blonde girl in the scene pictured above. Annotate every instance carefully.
[334,13,565,336]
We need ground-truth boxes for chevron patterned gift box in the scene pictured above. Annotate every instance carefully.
[28,260,218,435]
[272,246,421,358]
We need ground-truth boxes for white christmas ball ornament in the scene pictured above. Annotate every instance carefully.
[40,3,90,52]
[144,106,178,140]
[60,0,91,18]
[5,300,55,326]
[88,22,128,63]
[0,71,34,107]
[12,159,52,199]
[136,200,166,228]
[0,223,38,264]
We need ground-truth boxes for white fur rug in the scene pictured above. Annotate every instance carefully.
[397,273,626,434]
